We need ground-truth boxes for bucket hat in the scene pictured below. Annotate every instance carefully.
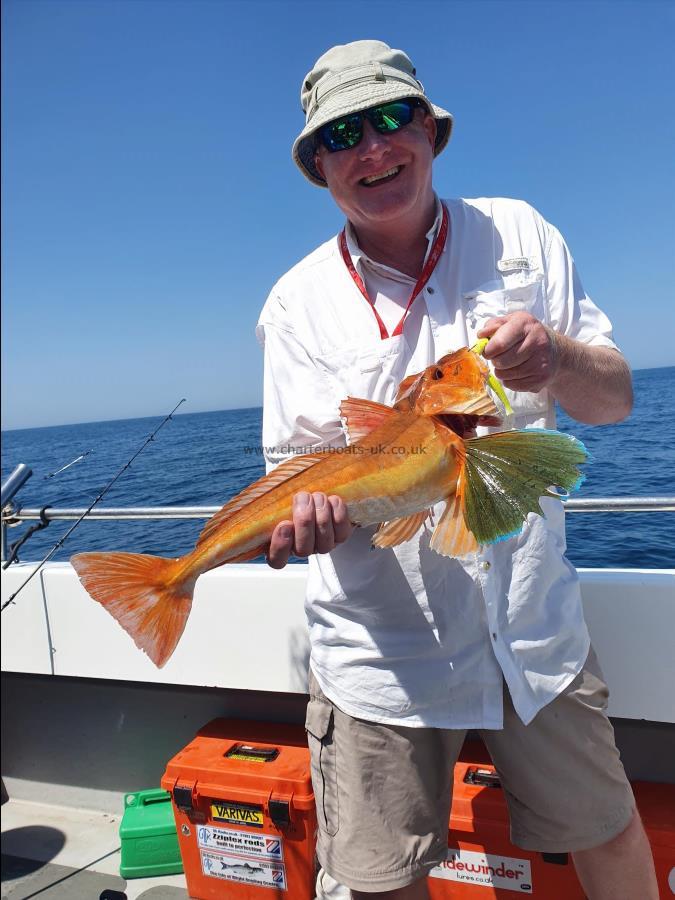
[292,40,453,187]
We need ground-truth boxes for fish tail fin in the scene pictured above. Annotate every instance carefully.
[460,429,587,546]
[71,551,194,668]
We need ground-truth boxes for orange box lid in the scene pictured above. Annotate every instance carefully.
[451,740,675,850]
[161,718,314,810]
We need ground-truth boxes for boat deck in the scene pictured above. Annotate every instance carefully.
[1,798,188,899]
[1,798,350,900]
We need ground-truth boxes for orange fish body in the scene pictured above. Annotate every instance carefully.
[176,411,460,575]
[72,347,586,668]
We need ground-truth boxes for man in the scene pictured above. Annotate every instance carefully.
[256,40,656,900]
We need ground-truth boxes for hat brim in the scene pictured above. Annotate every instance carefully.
[292,83,453,187]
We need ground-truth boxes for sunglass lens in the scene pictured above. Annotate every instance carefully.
[318,101,419,153]
[321,114,363,151]
[370,101,416,133]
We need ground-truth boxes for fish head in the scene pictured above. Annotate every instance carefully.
[394,347,503,421]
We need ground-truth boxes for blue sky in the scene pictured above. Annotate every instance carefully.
[2,0,674,430]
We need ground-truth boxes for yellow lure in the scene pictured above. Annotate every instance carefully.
[470,338,514,416]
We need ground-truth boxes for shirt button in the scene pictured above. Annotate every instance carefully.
[492,632,497,641]
[480,560,491,571]
[427,286,435,294]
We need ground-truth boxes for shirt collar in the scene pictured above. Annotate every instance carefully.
[344,195,444,282]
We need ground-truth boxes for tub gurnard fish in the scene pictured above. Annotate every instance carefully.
[71,344,586,667]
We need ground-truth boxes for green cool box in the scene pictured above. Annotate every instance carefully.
[119,788,183,879]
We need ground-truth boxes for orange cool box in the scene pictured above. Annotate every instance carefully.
[161,719,317,899]
[162,720,675,899]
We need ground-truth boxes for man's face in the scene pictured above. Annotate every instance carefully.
[314,107,437,233]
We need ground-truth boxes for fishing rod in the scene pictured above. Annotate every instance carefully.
[44,449,94,479]
[2,451,97,568]
[1,398,186,610]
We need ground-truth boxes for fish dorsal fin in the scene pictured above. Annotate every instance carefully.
[339,397,401,444]
[429,490,480,558]
[462,429,587,545]
[196,452,325,548]
[372,509,432,549]
[393,372,421,406]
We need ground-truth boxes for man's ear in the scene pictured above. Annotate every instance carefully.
[422,111,437,149]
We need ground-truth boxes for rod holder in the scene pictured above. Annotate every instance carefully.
[1,464,33,508]
[1,464,32,564]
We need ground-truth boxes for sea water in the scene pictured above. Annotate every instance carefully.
[2,367,674,569]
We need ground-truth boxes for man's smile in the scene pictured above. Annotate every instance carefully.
[360,165,403,187]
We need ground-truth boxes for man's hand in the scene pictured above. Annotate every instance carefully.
[478,311,558,393]
[477,311,632,425]
[267,492,354,569]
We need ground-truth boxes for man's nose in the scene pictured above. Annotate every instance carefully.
[357,119,391,160]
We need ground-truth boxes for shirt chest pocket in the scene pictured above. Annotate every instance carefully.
[463,272,549,417]
[463,271,546,326]
[314,335,411,409]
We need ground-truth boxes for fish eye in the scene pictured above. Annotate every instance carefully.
[432,368,444,381]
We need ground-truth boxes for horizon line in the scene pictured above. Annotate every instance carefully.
[2,363,673,433]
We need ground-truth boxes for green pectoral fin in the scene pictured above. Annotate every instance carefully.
[462,429,587,545]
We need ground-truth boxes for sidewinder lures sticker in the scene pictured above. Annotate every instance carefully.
[429,847,533,893]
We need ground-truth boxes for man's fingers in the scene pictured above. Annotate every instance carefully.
[329,495,354,544]
[477,317,508,340]
[491,343,538,372]
[481,317,528,360]
[292,491,316,556]
[494,327,556,386]
[478,313,557,393]
[268,494,354,567]
[313,492,335,554]
[500,373,546,392]
[267,521,294,569]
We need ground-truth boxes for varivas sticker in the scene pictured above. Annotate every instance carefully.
[210,801,264,828]
[198,825,283,860]
[200,849,286,890]
[429,847,532,893]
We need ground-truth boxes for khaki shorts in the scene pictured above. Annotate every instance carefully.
[305,648,635,893]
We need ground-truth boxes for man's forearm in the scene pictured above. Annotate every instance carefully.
[547,332,633,425]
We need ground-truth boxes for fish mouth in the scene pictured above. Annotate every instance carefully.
[438,413,503,437]
[360,165,402,187]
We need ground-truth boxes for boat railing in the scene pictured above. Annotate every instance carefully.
[4,497,675,522]
[2,498,674,563]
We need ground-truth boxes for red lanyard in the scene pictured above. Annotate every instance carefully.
[338,204,449,340]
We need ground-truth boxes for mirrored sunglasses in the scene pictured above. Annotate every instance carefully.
[317,99,423,153]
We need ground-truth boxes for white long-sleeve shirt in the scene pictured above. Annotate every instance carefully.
[256,197,619,728]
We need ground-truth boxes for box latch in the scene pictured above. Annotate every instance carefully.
[541,852,569,865]
[269,799,291,829]
[463,767,501,788]
[173,783,195,814]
